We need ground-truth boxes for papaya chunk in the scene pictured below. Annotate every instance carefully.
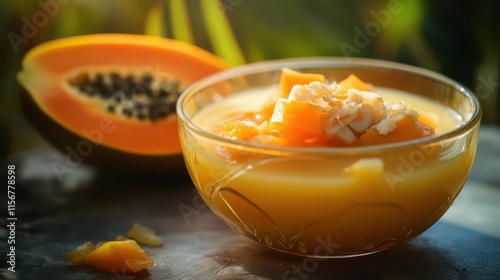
[83,240,155,274]
[279,68,325,98]
[254,97,277,124]
[335,74,373,97]
[222,120,260,141]
[356,116,434,146]
[269,98,324,140]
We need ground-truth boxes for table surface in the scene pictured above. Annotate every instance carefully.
[2,125,500,280]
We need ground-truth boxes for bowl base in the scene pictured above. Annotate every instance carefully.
[262,243,389,259]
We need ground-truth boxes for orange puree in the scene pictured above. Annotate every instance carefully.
[220,69,436,148]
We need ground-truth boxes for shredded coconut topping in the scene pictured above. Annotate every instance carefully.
[289,81,422,142]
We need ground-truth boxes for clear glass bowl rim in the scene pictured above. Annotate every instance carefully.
[177,57,482,155]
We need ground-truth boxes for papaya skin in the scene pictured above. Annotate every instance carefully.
[17,34,230,172]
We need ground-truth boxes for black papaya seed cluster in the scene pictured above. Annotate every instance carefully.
[70,72,184,122]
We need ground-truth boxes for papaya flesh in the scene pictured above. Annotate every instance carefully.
[17,34,229,173]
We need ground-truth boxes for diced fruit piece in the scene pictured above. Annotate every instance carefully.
[83,240,155,273]
[254,97,277,124]
[61,241,95,264]
[414,118,435,137]
[418,112,439,128]
[221,120,260,141]
[343,158,384,178]
[269,98,324,140]
[217,121,264,161]
[279,68,325,98]
[335,74,373,97]
[356,128,384,146]
[126,223,163,247]
[356,116,434,146]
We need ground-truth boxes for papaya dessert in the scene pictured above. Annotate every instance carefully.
[177,58,481,257]
[17,34,229,173]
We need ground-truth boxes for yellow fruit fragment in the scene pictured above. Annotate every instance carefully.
[126,223,163,247]
[61,241,95,264]
[83,240,155,274]
[343,158,384,178]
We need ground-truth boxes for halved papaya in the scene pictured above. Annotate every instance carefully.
[18,34,229,173]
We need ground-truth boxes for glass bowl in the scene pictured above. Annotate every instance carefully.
[176,57,482,258]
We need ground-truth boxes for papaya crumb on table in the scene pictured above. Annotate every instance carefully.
[61,223,162,274]
[126,223,163,247]
[83,240,155,274]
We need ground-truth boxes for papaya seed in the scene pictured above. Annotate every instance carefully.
[69,71,184,122]
[122,107,133,117]
[106,104,115,113]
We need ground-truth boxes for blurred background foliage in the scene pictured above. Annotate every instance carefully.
[0,0,498,160]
